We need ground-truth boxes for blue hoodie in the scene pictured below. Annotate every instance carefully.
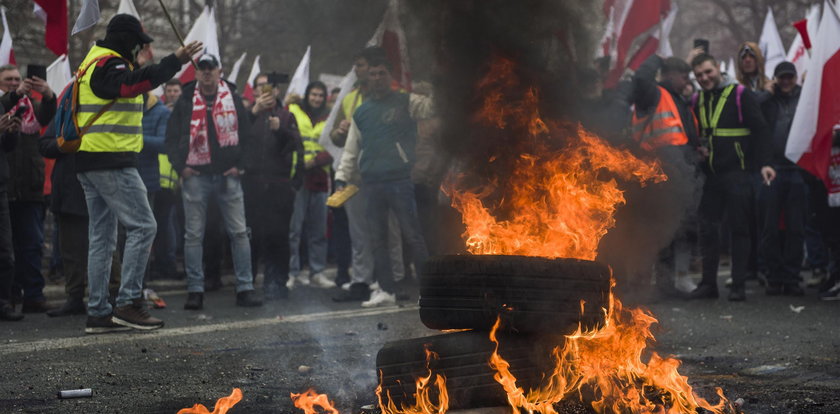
[139,94,171,192]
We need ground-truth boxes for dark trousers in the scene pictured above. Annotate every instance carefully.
[57,213,121,300]
[805,174,829,270]
[699,171,753,288]
[331,205,351,278]
[366,179,429,294]
[759,168,806,287]
[10,201,46,302]
[152,188,178,277]
[0,190,14,306]
[244,179,295,287]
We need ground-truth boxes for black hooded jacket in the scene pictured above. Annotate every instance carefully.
[762,85,801,168]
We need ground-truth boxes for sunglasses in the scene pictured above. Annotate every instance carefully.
[739,46,756,59]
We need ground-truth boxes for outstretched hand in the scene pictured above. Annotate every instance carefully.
[175,41,204,64]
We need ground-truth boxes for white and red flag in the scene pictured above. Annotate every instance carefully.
[786,5,821,84]
[0,7,15,66]
[367,0,411,91]
[33,0,68,56]
[117,0,140,18]
[46,54,73,96]
[71,0,100,35]
[284,46,311,102]
[598,0,672,88]
[786,1,840,200]
[759,7,786,77]
[241,55,261,103]
[175,6,220,84]
[226,52,247,87]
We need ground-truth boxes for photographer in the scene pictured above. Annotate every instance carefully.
[244,72,304,300]
[0,64,56,314]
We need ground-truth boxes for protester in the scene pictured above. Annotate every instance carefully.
[335,55,433,307]
[74,14,202,333]
[244,73,303,300]
[0,103,21,321]
[163,79,182,110]
[165,53,262,310]
[287,81,334,289]
[759,61,806,296]
[735,41,773,100]
[688,53,775,302]
[0,64,56,313]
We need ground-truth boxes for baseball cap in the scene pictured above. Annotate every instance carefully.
[107,14,154,44]
[774,61,797,78]
[197,54,221,70]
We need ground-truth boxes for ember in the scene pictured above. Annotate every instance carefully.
[177,388,243,414]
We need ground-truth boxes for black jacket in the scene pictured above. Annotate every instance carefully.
[165,80,251,175]
[1,91,57,202]
[0,105,19,188]
[632,55,699,148]
[694,81,772,174]
[246,100,304,187]
[38,123,88,217]
[761,85,801,168]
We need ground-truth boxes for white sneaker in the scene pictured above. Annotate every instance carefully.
[341,282,353,291]
[310,272,337,289]
[296,273,310,287]
[286,277,296,290]
[369,282,381,291]
[361,289,396,308]
[675,275,698,293]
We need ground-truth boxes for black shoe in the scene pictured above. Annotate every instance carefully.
[818,277,838,294]
[765,284,784,296]
[236,290,263,307]
[728,286,746,301]
[112,299,164,330]
[0,305,23,321]
[819,281,840,301]
[264,283,289,301]
[47,298,86,317]
[783,284,805,296]
[184,292,204,310]
[332,283,370,302]
[85,315,131,334]
[205,277,223,292]
[22,299,56,313]
[686,284,718,299]
[335,269,351,287]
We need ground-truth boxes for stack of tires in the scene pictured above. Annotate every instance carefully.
[376,255,612,410]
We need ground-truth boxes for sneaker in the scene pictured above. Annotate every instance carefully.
[819,281,840,301]
[112,300,164,330]
[236,290,263,307]
[0,304,23,322]
[47,298,86,317]
[807,268,828,288]
[311,272,337,289]
[85,315,131,334]
[184,292,204,310]
[341,282,353,291]
[369,281,381,291]
[287,273,309,289]
[361,289,396,308]
[332,283,370,302]
[686,284,718,300]
[335,269,351,287]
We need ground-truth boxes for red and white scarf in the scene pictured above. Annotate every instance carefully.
[187,81,239,166]
[10,95,41,135]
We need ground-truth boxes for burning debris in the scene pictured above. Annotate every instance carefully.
[291,389,341,414]
[177,388,243,414]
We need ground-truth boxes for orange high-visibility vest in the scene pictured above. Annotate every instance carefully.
[631,86,690,151]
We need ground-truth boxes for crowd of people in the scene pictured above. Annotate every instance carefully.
[0,14,837,335]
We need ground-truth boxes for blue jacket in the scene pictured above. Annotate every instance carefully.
[139,95,170,192]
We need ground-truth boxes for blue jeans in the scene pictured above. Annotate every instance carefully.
[289,187,328,277]
[182,174,254,293]
[10,201,46,301]
[77,168,157,317]
[366,179,429,294]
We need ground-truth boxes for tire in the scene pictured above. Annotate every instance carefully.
[420,255,611,333]
[376,332,560,410]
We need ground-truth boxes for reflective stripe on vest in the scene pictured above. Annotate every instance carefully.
[698,84,752,172]
[76,45,144,153]
[158,154,178,189]
[631,86,689,151]
[288,103,329,171]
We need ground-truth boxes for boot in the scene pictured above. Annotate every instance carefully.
[184,292,204,310]
[47,297,87,317]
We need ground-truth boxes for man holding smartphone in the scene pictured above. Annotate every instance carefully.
[0,64,57,314]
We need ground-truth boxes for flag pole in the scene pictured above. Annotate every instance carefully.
[157,0,198,70]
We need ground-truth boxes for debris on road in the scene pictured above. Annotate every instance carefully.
[58,388,92,399]
[789,304,805,314]
[298,365,312,374]
[377,322,388,331]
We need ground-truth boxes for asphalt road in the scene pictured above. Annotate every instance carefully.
[0,268,838,414]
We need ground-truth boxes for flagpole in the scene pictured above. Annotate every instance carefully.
[158,0,198,70]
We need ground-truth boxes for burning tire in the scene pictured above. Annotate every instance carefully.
[376,331,558,410]
[420,255,611,333]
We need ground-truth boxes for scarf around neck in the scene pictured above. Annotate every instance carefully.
[11,95,41,135]
[187,80,239,166]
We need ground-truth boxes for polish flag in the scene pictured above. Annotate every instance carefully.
[241,55,261,103]
[786,5,821,84]
[759,7,786,77]
[786,1,840,191]
[175,6,220,84]
[284,46,311,102]
[33,0,68,56]
[600,0,672,88]
[117,0,140,18]
[226,52,247,87]
[367,0,411,91]
[46,54,73,96]
[727,57,737,80]
[71,0,100,36]
[0,7,15,66]
[624,3,678,71]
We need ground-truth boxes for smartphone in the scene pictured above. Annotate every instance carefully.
[693,39,710,54]
[26,64,47,80]
[260,84,273,94]
[12,106,28,118]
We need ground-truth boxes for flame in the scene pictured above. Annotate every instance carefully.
[376,348,449,414]
[290,389,340,414]
[177,388,243,414]
[446,57,666,261]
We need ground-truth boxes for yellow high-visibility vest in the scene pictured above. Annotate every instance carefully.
[76,45,144,153]
[288,103,328,171]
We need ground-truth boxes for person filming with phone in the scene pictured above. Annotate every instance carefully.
[0,63,57,317]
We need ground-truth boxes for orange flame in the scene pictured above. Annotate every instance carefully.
[177,388,243,414]
[290,389,340,414]
[446,57,666,261]
[376,348,449,414]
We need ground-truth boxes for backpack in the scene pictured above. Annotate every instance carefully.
[55,55,127,153]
